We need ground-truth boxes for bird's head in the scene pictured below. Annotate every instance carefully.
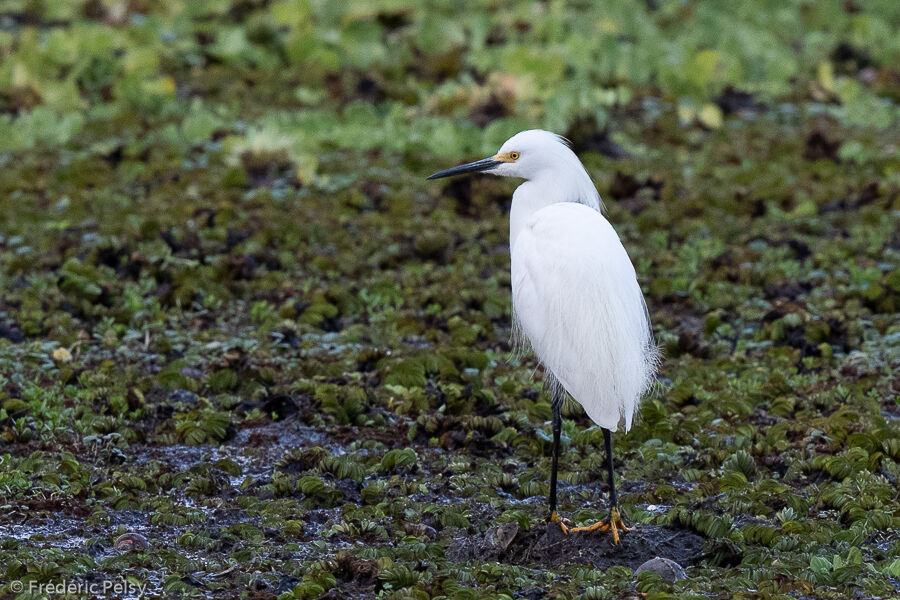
[427,129,602,211]
[427,129,578,181]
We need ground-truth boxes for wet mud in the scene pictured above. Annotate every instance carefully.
[449,521,705,571]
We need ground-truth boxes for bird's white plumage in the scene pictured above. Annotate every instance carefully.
[511,202,657,431]
[490,129,658,432]
[427,128,659,433]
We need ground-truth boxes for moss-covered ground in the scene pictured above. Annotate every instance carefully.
[0,1,898,599]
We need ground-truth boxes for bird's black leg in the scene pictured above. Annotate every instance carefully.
[603,427,617,512]
[548,387,568,532]
[568,426,633,544]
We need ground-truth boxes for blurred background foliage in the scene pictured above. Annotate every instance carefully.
[1,0,898,162]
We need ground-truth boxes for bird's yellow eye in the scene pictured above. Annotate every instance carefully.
[494,151,520,163]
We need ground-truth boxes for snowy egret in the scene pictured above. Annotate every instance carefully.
[427,130,659,544]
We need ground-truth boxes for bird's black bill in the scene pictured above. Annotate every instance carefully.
[426,157,500,180]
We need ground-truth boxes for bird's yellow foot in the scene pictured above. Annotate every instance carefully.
[548,510,571,534]
[568,507,634,545]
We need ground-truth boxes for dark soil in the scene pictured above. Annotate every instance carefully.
[449,521,705,571]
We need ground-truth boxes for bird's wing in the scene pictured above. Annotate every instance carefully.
[511,202,658,431]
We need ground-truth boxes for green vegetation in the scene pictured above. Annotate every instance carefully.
[1,1,898,599]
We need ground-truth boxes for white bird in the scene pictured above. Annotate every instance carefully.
[427,129,659,544]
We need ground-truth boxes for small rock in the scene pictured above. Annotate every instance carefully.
[493,521,519,551]
[114,532,150,551]
[635,556,687,582]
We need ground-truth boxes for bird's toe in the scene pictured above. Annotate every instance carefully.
[567,508,634,545]
[548,510,571,534]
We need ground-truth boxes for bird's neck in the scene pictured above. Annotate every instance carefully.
[509,181,542,250]
[509,174,601,250]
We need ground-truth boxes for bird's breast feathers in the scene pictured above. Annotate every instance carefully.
[510,201,656,431]
[519,203,634,271]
